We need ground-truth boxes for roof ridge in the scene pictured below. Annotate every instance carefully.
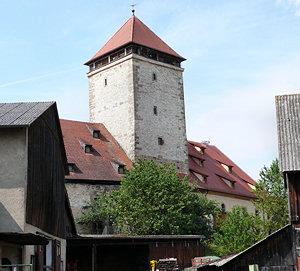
[131,15,135,42]
[88,16,134,63]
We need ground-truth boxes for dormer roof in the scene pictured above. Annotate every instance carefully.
[85,15,185,65]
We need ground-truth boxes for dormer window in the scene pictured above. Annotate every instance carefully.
[68,163,75,172]
[221,177,235,188]
[79,139,93,154]
[221,163,232,173]
[194,146,204,154]
[118,165,126,174]
[191,157,204,167]
[193,172,207,184]
[87,125,101,139]
[93,130,100,139]
[85,145,92,153]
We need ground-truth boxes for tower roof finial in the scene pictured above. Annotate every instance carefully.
[131,4,136,15]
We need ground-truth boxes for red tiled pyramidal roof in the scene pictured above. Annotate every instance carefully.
[85,15,184,64]
[60,119,132,182]
[188,141,257,199]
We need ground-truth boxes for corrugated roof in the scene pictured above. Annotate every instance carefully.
[85,15,184,64]
[60,119,132,182]
[276,94,300,172]
[188,141,257,199]
[0,102,55,127]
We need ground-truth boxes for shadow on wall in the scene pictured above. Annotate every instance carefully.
[0,202,22,232]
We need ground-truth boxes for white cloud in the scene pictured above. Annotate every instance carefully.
[277,0,300,16]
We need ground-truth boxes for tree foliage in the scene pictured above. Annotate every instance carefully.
[212,206,264,255]
[78,159,219,236]
[252,158,289,235]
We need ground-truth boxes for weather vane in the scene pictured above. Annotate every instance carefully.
[131,4,136,15]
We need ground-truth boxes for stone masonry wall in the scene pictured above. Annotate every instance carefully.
[66,183,119,234]
[88,55,135,161]
[133,55,189,173]
[88,54,189,173]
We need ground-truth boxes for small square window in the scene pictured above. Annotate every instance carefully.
[93,130,100,139]
[85,145,92,153]
[152,73,156,81]
[158,137,164,145]
[153,106,157,115]
[68,163,75,172]
[104,78,107,86]
[118,165,125,174]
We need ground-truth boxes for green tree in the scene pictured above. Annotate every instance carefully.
[78,159,219,236]
[252,158,289,235]
[212,206,264,255]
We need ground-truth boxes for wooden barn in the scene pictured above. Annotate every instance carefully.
[67,235,205,271]
[194,94,300,270]
[0,102,75,271]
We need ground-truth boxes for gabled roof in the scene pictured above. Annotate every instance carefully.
[60,119,132,182]
[188,141,257,199]
[85,15,184,64]
[0,102,55,127]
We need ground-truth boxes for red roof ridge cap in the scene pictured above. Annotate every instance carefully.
[131,15,135,42]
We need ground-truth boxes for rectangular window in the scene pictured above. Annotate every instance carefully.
[93,130,100,139]
[118,165,126,174]
[104,78,107,86]
[158,137,164,145]
[153,106,157,115]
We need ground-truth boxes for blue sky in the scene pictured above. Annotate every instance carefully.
[1,0,300,180]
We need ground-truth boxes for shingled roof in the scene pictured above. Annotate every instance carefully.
[0,102,55,127]
[188,141,256,199]
[60,119,132,182]
[85,15,184,64]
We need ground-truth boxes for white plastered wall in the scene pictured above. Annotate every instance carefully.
[206,192,256,214]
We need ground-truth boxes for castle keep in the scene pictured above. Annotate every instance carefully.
[85,15,189,173]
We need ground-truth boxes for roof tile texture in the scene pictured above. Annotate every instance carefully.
[87,15,184,63]
[60,119,132,182]
[188,141,257,199]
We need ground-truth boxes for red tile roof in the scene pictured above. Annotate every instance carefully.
[60,119,132,182]
[188,141,257,199]
[85,15,185,64]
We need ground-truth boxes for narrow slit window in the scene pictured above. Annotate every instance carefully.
[104,78,107,86]
[153,106,157,115]
[152,73,156,81]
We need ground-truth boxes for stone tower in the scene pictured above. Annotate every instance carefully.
[85,15,189,173]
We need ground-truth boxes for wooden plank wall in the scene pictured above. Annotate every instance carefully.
[201,225,295,271]
[26,105,66,238]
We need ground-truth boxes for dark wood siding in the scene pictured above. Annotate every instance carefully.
[201,225,295,271]
[26,105,66,238]
[149,240,204,270]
